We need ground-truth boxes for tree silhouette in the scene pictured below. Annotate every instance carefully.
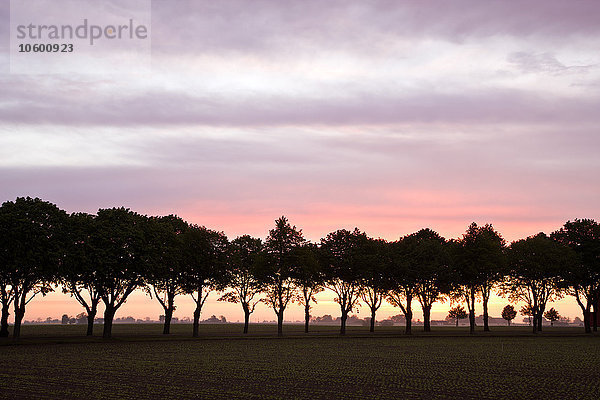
[358,237,389,333]
[93,208,150,339]
[60,212,102,336]
[520,304,533,326]
[0,197,67,339]
[259,216,304,336]
[448,238,479,334]
[320,228,364,335]
[387,239,418,335]
[0,204,14,337]
[447,305,468,327]
[501,305,517,326]
[291,243,324,334]
[552,219,600,333]
[404,229,450,332]
[461,223,505,332]
[503,233,574,333]
[181,225,228,337]
[218,235,263,334]
[544,308,560,327]
[145,215,188,335]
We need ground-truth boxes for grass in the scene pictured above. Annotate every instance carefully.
[1,324,599,399]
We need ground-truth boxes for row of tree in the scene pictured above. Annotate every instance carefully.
[1,197,599,339]
[448,304,563,327]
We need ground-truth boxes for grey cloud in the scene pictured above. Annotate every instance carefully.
[149,0,600,55]
[508,52,597,74]
[1,75,599,127]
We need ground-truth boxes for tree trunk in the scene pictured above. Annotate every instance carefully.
[593,302,598,332]
[469,309,475,334]
[455,318,459,327]
[192,306,201,337]
[304,304,310,334]
[102,306,115,339]
[163,306,173,335]
[86,309,96,336]
[584,307,591,333]
[12,294,27,339]
[277,310,284,336]
[405,309,412,335]
[340,309,348,335]
[370,307,376,333]
[423,306,431,332]
[532,314,538,334]
[404,295,413,335]
[482,298,490,332]
[13,307,25,339]
[0,303,10,337]
[537,312,543,332]
[468,291,475,335]
[243,308,250,334]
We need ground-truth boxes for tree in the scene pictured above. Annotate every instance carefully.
[501,305,517,326]
[544,308,560,327]
[405,229,450,332]
[291,243,324,334]
[259,216,305,336]
[502,233,574,333]
[0,205,14,337]
[459,223,505,332]
[448,238,479,334]
[93,208,150,339]
[320,228,365,335]
[447,305,468,327]
[387,239,418,335]
[60,212,102,336]
[181,225,228,337]
[0,197,67,339]
[520,305,533,326]
[145,215,188,335]
[358,237,389,333]
[218,235,263,334]
[552,219,600,333]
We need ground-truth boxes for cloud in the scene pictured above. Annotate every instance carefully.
[149,1,600,55]
[1,75,599,127]
[508,52,597,74]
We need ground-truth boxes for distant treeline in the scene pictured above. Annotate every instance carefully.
[1,197,598,339]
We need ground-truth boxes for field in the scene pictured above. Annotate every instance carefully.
[1,324,599,399]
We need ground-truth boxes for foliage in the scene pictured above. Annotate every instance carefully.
[319,228,366,335]
[290,242,324,333]
[93,207,151,338]
[402,228,451,332]
[551,219,600,333]
[61,212,102,336]
[502,233,574,333]
[451,223,505,332]
[218,235,263,333]
[544,308,561,326]
[258,216,305,335]
[179,224,228,337]
[501,305,517,326]
[447,305,468,326]
[386,239,419,334]
[144,215,189,334]
[0,197,67,338]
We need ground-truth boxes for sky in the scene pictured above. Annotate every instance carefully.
[1,0,599,324]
